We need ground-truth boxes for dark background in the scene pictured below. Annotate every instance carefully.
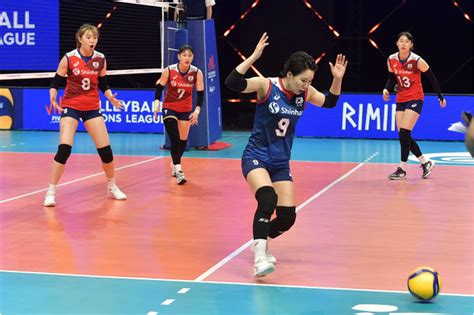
[3,0,472,129]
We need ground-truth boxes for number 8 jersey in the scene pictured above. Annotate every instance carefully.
[243,78,307,165]
[62,49,105,110]
[388,52,424,103]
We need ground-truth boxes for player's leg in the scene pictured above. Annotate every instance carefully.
[44,113,78,206]
[389,106,410,180]
[84,113,126,200]
[164,115,184,184]
[244,164,277,277]
[176,118,191,184]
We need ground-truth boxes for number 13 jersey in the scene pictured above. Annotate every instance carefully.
[243,78,307,165]
[388,52,424,103]
[62,49,105,111]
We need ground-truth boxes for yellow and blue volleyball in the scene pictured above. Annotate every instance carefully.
[407,266,442,301]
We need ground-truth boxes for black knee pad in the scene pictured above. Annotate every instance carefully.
[97,145,113,163]
[255,186,278,216]
[275,206,296,231]
[54,144,72,164]
[399,128,411,140]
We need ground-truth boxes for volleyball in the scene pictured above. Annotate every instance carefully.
[407,266,442,300]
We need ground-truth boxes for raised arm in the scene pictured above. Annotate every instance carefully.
[225,33,270,100]
[307,54,347,108]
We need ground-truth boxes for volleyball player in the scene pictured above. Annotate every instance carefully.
[225,33,348,277]
[383,31,447,180]
[44,24,127,207]
[154,45,204,184]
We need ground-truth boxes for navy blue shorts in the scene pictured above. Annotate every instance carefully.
[241,157,292,182]
[61,107,102,122]
[396,100,424,114]
[163,108,191,121]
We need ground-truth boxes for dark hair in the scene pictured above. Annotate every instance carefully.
[280,51,318,77]
[397,31,414,43]
[178,45,194,55]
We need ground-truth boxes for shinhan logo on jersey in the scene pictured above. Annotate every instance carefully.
[268,102,280,114]
[171,80,177,87]
[72,68,80,76]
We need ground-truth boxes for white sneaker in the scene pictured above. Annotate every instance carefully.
[254,256,275,277]
[43,192,56,207]
[108,186,127,200]
[266,248,277,265]
[171,163,176,177]
[176,171,187,185]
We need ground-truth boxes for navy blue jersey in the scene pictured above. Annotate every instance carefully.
[243,78,307,165]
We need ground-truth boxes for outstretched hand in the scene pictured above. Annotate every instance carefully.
[250,32,269,61]
[329,54,348,79]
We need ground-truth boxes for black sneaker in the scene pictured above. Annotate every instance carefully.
[421,161,435,179]
[388,167,407,180]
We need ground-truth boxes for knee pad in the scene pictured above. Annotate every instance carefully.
[255,186,278,216]
[275,206,296,231]
[399,128,411,140]
[54,144,72,164]
[97,145,113,163]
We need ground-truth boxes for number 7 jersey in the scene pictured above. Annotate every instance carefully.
[163,63,199,112]
[243,78,307,164]
[62,49,105,110]
[388,52,424,103]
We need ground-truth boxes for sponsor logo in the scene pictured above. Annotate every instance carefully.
[171,80,177,87]
[268,102,280,114]
[252,159,259,165]
[411,103,417,108]
[92,61,99,68]
[274,94,280,100]
[187,75,194,82]
[72,68,80,76]
[73,61,80,67]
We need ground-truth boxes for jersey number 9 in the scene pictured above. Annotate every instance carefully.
[275,118,290,137]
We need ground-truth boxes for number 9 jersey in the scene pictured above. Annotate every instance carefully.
[243,78,307,165]
[61,49,105,111]
[388,52,424,103]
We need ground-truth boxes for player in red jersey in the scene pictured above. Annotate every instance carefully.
[382,32,446,180]
[154,45,204,184]
[44,24,127,207]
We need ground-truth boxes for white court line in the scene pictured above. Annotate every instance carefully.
[2,269,472,297]
[0,156,163,204]
[194,159,370,282]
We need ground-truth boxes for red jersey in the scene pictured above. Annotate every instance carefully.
[61,49,105,111]
[163,64,199,112]
[388,52,424,103]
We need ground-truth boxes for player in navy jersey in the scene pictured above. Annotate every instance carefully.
[225,33,348,277]
[44,24,127,207]
[383,31,446,180]
[154,45,204,184]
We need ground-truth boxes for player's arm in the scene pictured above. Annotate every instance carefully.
[189,70,205,125]
[194,70,205,114]
[306,86,339,108]
[383,59,395,101]
[49,56,68,112]
[100,59,124,109]
[418,58,446,107]
[307,54,347,108]
[225,33,270,100]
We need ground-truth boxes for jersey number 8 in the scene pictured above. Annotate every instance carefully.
[81,78,91,91]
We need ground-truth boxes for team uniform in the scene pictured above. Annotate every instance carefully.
[242,78,307,182]
[388,52,424,114]
[162,63,199,121]
[60,49,106,121]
